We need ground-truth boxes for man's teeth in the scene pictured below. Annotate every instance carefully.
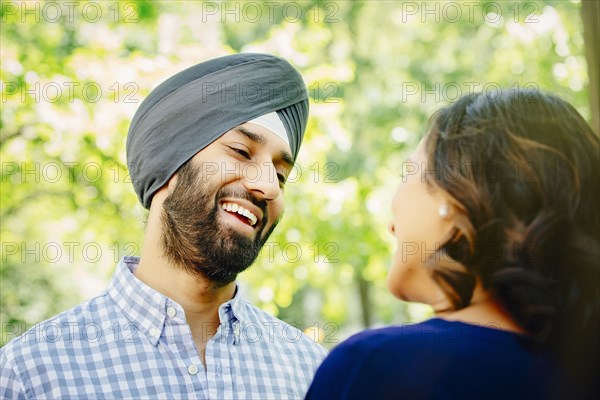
[221,203,258,226]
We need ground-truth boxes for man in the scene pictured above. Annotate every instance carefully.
[1,53,327,399]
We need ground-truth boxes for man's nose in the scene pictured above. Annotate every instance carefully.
[242,161,280,200]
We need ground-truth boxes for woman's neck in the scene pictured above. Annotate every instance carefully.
[434,283,525,334]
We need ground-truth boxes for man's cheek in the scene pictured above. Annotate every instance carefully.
[273,199,285,220]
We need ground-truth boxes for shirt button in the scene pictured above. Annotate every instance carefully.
[149,328,159,337]
[187,364,199,375]
[167,307,177,318]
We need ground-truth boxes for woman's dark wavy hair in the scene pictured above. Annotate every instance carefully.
[423,89,599,393]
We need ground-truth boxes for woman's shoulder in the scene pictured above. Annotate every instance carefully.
[307,319,565,400]
[337,317,520,352]
[324,317,550,377]
[337,319,441,349]
[321,318,461,372]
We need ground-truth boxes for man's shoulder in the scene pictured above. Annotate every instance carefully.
[239,299,328,357]
[1,290,112,358]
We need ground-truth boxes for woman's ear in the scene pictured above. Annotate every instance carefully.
[433,189,457,240]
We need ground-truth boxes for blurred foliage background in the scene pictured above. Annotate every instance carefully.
[0,0,594,347]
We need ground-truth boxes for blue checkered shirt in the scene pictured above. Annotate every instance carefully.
[1,256,327,399]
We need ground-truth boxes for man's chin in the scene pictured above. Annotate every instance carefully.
[213,225,260,257]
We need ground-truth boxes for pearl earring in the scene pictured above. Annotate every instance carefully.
[438,204,450,218]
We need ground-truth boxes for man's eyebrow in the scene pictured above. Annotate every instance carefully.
[234,126,294,169]
[235,126,266,145]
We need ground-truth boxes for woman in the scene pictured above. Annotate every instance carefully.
[306,90,599,400]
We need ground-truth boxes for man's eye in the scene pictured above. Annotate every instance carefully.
[277,173,286,186]
[233,148,251,159]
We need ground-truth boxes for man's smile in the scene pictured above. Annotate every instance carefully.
[221,202,258,226]
[218,197,266,236]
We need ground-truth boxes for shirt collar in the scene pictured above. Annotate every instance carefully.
[108,256,247,345]
[218,284,247,325]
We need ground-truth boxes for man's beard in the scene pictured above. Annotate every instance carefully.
[160,161,279,288]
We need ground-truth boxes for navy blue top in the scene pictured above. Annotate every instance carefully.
[306,318,574,400]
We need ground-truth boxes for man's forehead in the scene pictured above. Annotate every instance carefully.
[232,124,292,151]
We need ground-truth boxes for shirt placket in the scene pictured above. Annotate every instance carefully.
[163,303,207,398]
[205,314,236,399]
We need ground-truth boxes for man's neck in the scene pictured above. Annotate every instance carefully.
[135,254,236,319]
[134,201,236,363]
[134,252,236,364]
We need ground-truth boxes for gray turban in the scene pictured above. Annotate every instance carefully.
[126,53,309,209]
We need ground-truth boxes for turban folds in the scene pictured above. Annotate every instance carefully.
[126,53,309,209]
